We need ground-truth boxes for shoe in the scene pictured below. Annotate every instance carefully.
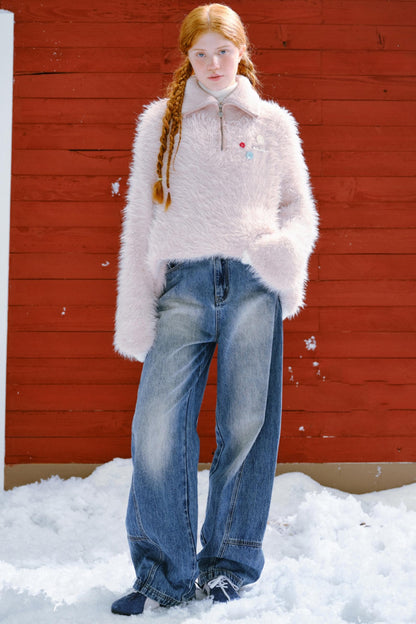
[111,590,147,615]
[203,575,240,602]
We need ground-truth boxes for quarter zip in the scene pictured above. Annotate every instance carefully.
[218,101,224,151]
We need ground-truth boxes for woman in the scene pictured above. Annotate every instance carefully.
[112,3,318,615]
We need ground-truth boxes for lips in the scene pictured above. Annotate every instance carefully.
[208,75,222,80]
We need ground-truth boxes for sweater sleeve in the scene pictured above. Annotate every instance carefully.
[114,101,165,361]
[248,107,318,298]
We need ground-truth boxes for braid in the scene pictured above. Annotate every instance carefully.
[152,59,193,210]
[238,54,259,90]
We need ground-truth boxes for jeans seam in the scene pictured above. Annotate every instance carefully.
[183,385,198,586]
[130,484,154,545]
[209,421,225,477]
[223,538,262,548]
[218,460,245,558]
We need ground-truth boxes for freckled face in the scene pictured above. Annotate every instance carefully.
[188,31,245,91]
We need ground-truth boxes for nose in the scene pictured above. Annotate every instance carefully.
[208,54,220,70]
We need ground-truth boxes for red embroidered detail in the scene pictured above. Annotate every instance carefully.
[239,142,245,148]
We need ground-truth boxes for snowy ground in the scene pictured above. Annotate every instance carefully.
[0,459,415,624]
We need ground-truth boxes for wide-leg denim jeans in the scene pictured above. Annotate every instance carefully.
[126,257,283,606]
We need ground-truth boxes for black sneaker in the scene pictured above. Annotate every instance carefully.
[203,575,240,602]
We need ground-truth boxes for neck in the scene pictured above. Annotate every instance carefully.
[197,80,238,102]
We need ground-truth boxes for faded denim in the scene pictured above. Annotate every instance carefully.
[126,257,283,606]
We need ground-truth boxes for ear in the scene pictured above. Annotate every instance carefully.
[238,44,246,61]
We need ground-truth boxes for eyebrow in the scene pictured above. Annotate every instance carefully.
[191,45,233,51]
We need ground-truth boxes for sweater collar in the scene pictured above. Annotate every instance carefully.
[181,75,261,118]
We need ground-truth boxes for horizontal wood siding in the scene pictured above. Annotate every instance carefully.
[3,0,416,465]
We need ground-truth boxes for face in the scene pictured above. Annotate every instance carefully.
[188,30,245,91]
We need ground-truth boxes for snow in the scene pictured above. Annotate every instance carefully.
[1,459,415,623]
[304,336,317,351]
[111,177,122,196]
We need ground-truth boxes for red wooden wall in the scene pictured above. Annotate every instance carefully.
[4,0,416,467]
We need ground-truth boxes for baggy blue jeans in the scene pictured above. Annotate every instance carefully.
[126,257,283,606]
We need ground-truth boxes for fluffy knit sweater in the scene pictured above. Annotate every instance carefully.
[114,75,318,362]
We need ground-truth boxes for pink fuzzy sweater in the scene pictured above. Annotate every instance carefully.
[114,75,318,362]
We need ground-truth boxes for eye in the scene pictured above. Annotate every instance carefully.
[219,49,228,55]
[196,52,205,58]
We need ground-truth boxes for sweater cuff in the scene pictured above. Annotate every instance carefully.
[248,231,303,292]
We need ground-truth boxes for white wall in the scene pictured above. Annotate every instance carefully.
[0,10,14,490]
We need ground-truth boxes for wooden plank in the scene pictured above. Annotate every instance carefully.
[13,150,130,175]
[6,411,134,437]
[239,50,322,75]
[318,255,416,280]
[8,174,125,205]
[8,305,116,331]
[317,229,416,253]
[322,101,416,126]
[322,51,416,76]
[308,280,416,307]
[281,410,416,437]
[278,436,416,463]
[283,382,416,412]
[12,124,134,150]
[283,358,416,385]
[322,152,416,177]
[284,330,416,358]
[315,178,416,203]
[263,75,416,101]
[323,302,416,332]
[319,203,416,228]
[246,24,416,51]
[7,358,141,385]
[7,332,115,358]
[14,73,164,99]
[9,280,116,305]
[13,98,148,124]
[5,436,132,464]
[0,0,163,23]
[302,126,416,151]
[322,1,416,26]
[11,202,121,227]
[14,48,162,74]
[10,227,120,253]
[14,23,163,47]
[9,253,118,279]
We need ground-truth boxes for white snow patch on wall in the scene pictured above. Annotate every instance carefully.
[304,336,317,351]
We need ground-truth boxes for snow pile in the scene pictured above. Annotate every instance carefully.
[0,459,415,623]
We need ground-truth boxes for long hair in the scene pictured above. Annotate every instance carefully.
[152,3,258,209]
